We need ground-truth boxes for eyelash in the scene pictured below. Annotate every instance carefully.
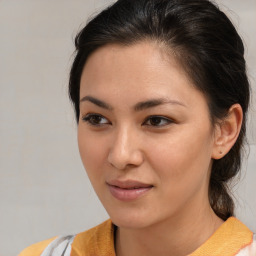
[82,113,174,128]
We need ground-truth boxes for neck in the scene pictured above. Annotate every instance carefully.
[115,203,224,256]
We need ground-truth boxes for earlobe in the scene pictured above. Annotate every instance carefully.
[212,104,243,160]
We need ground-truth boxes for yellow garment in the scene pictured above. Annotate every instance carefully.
[71,219,115,256]
[19,236,57,256]
[189,217,254,256]
[19,217,254,256]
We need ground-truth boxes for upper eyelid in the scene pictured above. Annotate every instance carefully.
[143,115,174,122]
[147,115,172,119]
[82,113,110,124]
[82,113,174,125]
[82,113,107,119]
[82,114,172,120]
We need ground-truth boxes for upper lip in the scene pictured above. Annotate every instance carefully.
[107,179,153,189]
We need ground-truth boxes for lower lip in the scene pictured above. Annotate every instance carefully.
[108,185,153,201]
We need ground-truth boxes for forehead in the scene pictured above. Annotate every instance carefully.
[82,41,183,83]
[80,41,205,109]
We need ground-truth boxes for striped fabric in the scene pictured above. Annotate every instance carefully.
[40,235,75,256]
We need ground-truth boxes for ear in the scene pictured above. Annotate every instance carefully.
[212,104,243,160]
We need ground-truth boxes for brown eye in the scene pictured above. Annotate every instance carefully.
[143,116,173,127]
[82,114,110,126]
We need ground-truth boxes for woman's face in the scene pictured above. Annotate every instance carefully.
[78,42,216,229]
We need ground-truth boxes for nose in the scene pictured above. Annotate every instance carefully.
[107,126,144,170]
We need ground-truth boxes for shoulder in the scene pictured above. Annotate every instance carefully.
[236,233,256,256]
[191,217,255,256]
[18,237,57,256]
[18,219,115,256]
[19,235,75,256]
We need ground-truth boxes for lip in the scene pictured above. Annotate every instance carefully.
[107,180,153,201]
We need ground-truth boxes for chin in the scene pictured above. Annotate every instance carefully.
[111,216,150,229]
[107,208,157,230]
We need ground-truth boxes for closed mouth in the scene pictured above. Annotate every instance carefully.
[106,179,153,189]
[106,179,153,201]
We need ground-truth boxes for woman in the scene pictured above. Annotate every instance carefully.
[20,0,255,255]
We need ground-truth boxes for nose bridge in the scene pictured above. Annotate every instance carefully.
[108,123,143,169]
[115,125,130,152]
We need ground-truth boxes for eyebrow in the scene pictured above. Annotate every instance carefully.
[79,95,186,111]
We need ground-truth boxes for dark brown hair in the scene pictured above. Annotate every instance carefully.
[69,0,250,220]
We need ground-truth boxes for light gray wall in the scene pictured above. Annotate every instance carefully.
[0,1,255,256]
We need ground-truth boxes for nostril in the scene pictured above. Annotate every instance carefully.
[107,150,144,170]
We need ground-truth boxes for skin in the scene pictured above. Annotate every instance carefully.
[77,41,242,256]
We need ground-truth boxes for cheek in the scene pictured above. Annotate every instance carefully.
[147,126,214,188]
[146,131,214,218]
[77,128,107,181]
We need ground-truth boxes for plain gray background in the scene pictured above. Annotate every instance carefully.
[0,1,255,255]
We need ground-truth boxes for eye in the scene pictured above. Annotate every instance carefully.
[82,114,110,126]
[143,116,173,127]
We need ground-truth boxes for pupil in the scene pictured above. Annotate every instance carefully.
[92,116,101,123]
[151,117,161,125]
